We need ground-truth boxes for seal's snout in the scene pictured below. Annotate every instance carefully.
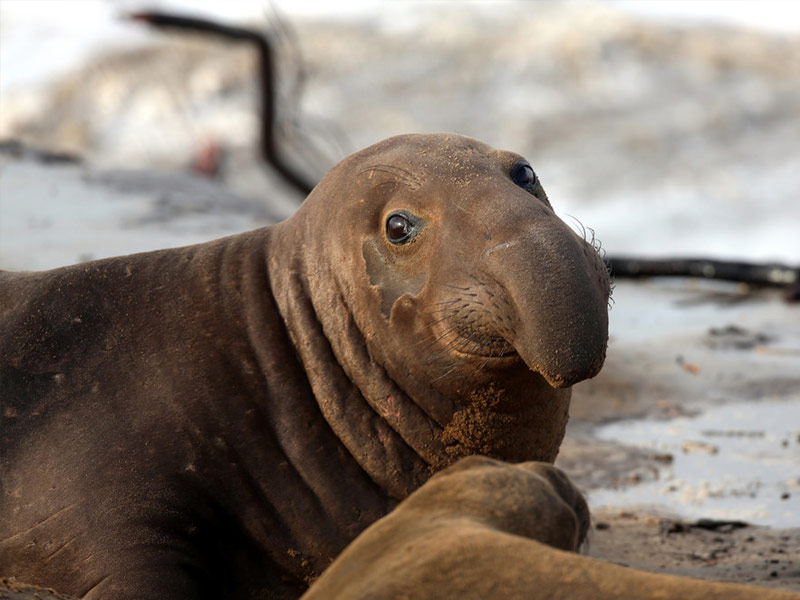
[481,222,610,390]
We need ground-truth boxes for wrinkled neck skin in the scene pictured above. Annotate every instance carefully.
[269,200,574,503]
[269,217,440,500]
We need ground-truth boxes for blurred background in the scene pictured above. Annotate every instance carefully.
[2,0,799,269]
[1,0,799,579]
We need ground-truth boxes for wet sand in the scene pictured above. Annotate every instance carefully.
[587,508,800,591]
[557,280,800,590]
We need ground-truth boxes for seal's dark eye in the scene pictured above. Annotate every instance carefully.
[511,162,537,188]
[386,213,413,244]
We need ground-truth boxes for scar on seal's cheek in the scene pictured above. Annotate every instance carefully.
[481,240,518,260]
[362,238,426,318]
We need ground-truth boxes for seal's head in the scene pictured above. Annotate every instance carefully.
[282,133,610,464]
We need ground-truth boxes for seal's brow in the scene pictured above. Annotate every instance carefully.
[359,165,424,190]
[360,165,422,180]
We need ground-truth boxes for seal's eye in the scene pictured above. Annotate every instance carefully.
[386,212,413,244]
[511,161,537,188]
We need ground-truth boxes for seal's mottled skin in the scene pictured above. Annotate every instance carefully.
[0,577,80,600]
[0,134,610,599]
[303,457,800,600]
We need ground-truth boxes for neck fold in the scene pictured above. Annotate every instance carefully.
[267,221,441,501]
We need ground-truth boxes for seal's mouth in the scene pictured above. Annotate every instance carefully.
[452,344,520,362]
[447,331,521,363]
[430,314,603,389]
[449,339,578,388]
[448,330,600,389]
[427,309,522,369]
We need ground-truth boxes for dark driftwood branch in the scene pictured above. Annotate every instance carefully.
[606,256,800,300]
[128,11,315,197]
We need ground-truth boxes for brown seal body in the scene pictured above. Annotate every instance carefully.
[0,134,610,599]
[303,456,799,600]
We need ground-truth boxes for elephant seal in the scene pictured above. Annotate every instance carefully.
[303,456,799,600]
[0,133,610,599]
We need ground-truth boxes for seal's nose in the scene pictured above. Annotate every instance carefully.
[481,220,609,389]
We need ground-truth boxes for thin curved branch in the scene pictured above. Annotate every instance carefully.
[127,11,315,197]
